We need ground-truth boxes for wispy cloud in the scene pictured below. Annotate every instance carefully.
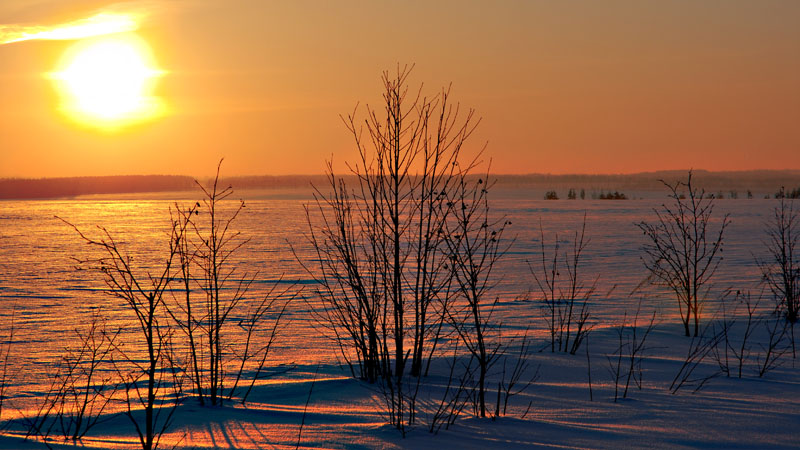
[0,0,177,45]
[0,12,141,45]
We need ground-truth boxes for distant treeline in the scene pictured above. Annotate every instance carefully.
[492,170,800,193]
[216,174,329,189]
[0,175,195,200]
[0,174,337,200]
[2,170,799,200]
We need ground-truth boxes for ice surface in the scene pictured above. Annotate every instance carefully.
[1,194,798,448]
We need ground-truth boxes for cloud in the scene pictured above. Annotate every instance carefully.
[0,12,141,45]
[0,1,176,45]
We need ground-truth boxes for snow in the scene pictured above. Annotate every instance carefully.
[1,196,799,448]
[1,318,798,449]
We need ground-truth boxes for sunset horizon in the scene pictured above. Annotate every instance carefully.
[2,1,798,178]
[2,2,800,449]
[5,167,800,179]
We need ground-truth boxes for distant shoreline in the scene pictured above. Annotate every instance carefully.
[2,170,799,200]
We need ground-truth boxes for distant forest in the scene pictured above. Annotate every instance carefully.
[1,170,799,200]
[0,175,195,200]
[492,170,800,194]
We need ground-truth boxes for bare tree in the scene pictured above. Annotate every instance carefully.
[300,174,387,383]
[24,314,120,444]
[168,162,293,406]
[57,161,290,448]
[61,215,186,450]
[757,191,799,356]
[443,170,511,418]
[638,171,730,337]
[299,66,494,432]
[192,166,249,406]
[300,66,477,382]
[529,214,597,354]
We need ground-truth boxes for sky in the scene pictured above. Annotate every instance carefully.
[0,0,798,178]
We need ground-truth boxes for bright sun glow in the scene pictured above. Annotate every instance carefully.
[50,34,165,129]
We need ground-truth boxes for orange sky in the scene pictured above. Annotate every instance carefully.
[1,1,798,178]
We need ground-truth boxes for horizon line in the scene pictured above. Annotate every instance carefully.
[3,168,800,181]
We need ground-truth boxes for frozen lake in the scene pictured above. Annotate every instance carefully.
[0,189,795,449]
[0,191,774,380]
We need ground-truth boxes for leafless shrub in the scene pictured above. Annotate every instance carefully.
[757,313,791,377]
[176,166,249,406]
[444,168,511,419]
[585,333,593,401]
[24,365,63,443]
[711,288,791,379]
[529,214,596,354]
[624,304,657,398]
[301,65,479,384]
[378,365,423,436]
[423,330,536,432]
[298,176,387,382]
[24,314,120,444]
[295,365,319,449]
[0,308,14,432]
[606,302,657,402]
[669,322,724,394]
[493,330,538,418]
[57,315,120,441]
[427,350,474,434]
[638,171,730,337]
[713,290,761,378]
[298,66,488,433]
[167,161,294,407]
[297,66,523,433]
[60,208,188,450]
[607,323,625,402]
[115,331,181,450]
[756,191,799,356]
[229,283,293,405]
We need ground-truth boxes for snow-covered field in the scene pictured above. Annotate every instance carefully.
[1,192,798,448]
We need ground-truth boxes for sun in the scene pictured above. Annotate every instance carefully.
[50,34,165,129]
